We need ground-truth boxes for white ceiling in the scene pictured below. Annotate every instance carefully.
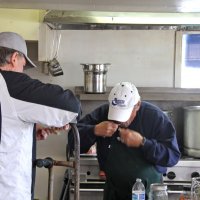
[1,0,200,13]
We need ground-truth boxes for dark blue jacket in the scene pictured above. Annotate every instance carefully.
[69,101,181,173]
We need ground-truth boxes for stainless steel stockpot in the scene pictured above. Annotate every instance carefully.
[184,106,200,157]
[81,63,110,93]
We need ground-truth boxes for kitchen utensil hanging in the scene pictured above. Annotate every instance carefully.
[48,30,64,76]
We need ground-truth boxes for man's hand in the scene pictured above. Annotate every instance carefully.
[94,121,118,137]
[36,124,70,140]
[118,127,143,147]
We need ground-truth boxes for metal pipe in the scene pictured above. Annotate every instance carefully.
[48,167,54,200]
[53,160,74,168]
[70,123,80,200]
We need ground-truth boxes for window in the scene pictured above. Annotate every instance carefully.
[181,33,200,88]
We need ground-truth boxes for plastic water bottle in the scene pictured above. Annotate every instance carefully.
[132,178,145,200]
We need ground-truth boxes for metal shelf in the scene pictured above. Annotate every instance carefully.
[75,86,200,101]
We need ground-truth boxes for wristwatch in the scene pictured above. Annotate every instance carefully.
[141,136,146,146]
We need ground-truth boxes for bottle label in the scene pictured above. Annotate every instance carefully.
[132,192,145,200]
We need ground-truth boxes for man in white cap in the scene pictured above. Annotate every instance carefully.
[69,82,180,200]
[0,32,81,200]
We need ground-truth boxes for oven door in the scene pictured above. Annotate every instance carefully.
[70,181,105,200]
[165,182,191,200]
[70,182,186,200]
[70,181,189,200]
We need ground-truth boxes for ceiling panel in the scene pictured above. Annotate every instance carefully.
[0,0,200,13]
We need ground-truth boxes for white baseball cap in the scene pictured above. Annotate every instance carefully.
[108,82,140,122]
[0,32,37,68]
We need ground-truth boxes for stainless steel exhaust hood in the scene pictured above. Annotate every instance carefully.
[43,10,200,30]
[43,10,158,30]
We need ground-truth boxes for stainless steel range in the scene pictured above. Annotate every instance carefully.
[70,155,104,200]
[69,156,200,200]
[163,157,200,199]
[164,157,200,182]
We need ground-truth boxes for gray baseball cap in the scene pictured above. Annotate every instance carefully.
[0,32,37,68]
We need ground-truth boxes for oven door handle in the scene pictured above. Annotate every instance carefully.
[71,188,104,192]
[168,190,184,194]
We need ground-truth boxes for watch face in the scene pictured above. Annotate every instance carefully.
[141,137,146,146]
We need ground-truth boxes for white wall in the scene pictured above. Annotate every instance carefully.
[27,26,176,200]
[37,25,175,88]
[0,8,41,40]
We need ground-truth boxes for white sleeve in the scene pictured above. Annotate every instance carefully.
[13,98,78,127]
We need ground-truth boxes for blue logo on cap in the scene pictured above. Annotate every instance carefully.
[112,98,125,106]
